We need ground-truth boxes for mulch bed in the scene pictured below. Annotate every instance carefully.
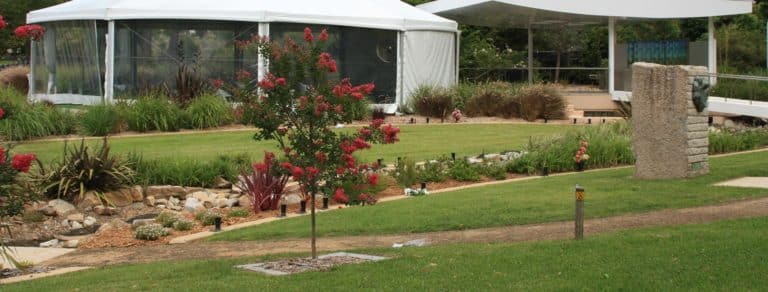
[237,252,388,275]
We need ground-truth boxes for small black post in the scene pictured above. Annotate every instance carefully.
[214,216,222,232]
[542,166,549,177]
[322,197,329,210]
[299,200,307,214]
[426,117,430,124]
[420,181,427,190]
[397,157,402,165]
[708,116,714,126]
[575,185,585,240]
[377,158,383,168]
[588,118,592,124]
[602,118,606,124]
[280,204,287,217]
[544,118,548,123]
[573,118,577,124]
[410,117,414,124]
[451,152,456,161]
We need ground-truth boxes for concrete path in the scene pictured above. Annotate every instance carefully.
[1,247,75,268]
[715,177,768,189]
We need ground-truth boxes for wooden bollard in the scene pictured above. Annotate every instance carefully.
[575,185,585,240]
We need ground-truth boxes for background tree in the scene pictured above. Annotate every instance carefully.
[0,0,65,61]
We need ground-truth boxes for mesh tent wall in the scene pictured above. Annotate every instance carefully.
[27,0,459,112]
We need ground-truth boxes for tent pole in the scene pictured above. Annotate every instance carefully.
[106,21,115,103]
[608,16,616,97]
[527,25,533,84]
[708,16,717,85]
[257,23,270,82]
[29,40,36,101]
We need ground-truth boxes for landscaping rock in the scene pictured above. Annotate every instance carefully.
[213,198,229,208]
[144,196,156,207]
[83,216,97,227]
[169,197,181,206]
[41,206,57,216]
[39,239,59,248]
[66,213,84,223]
[76,191,102,209]
[48,199,76,216]
[63,239,79,248]
[155,198,169,206]
[104,188,137,207]
[228,193,241,199]
[214,176,233,189]
[130,185,144,202]
[190,191,214,202]
[70,221,83,229]
[170,205,182,211]
[226,198,239,208]
[283,194,304,205]
[156,204,166,209]
[132,219,156,228]
[203,201,214,209]
[184,198,202,212]
[238,196,252,209]
[184,187,206,195]
[147,185,186,200]
[60,219,69,227]
[94,205,118,216]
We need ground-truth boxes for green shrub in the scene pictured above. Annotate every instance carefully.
[418,160,448,183]
[172,219,194,231]
[129,153,250,188]
[450,83,476,111]
[125,96,183,132]
[391,157,419,187]
[448,160,482,182]
[135,223,169,240]
[36,138,135,202]
[711,69,768,102]
[709,128,768,154]
[228,208,250,218]
[410,85,454,120]
[184,94,234,129]
[195,210,220,226]
[465,82,521,117]
[0,100,78,141]
[155,211,179,228]
[479,163,508,180]
[507,122,634,174]
[347,97,371,121]
[79,104,123,136]
[517,84,566,121]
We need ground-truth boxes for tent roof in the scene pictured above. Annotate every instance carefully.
[27,0,458,32]
[418,0,753,28]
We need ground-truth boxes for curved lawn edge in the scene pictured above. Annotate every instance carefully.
[209,150,768,242]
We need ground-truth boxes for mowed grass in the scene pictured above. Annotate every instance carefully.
[210,150,768,241]
[7,217,768,291]
[15,123,573,164]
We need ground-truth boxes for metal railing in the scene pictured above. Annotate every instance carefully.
[460,67,609,93]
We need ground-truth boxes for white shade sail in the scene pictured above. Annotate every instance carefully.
[28,0,458,32]
[418,0,753,28]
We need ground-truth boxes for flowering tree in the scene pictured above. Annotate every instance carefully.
[0,146,37,264]
[14,24,45,41]
[234,28,400,258]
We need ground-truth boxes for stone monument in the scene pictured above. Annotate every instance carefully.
[631,63,710,179]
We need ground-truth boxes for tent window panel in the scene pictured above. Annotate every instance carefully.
[32,20,105,97]
[271,23,398,104]
[113,20,258,98]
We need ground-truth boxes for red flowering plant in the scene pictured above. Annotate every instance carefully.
[0,15,7,30]
[0,146,38,219]
[236,27,399,258]
[14,24,45,41]
[574,141,590,165]
[0,146,39,266]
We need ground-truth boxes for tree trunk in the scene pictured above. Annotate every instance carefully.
[310,190,317,259]
[555,52,561,84]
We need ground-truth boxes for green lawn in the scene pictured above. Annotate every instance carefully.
[6,217,768,291]
[15,124,573,164]
[210,150,768,241]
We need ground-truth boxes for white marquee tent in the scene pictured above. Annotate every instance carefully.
[27,0,459,112]
[419,0,753,100]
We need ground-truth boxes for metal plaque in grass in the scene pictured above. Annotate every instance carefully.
[236,252,389,276]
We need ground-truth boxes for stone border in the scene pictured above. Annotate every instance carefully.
[165,147,768,244]
[236,252,388,276]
